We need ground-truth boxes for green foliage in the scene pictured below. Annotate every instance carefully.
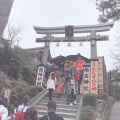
[80,105,95,120]
[97,93,108,99]
[83,93,97,108]
[9,85,39,114]
[115,84,120,100]
[8,104,15,115]
[22,64,37,85]
[110,69,120,82]
[96,0,120,22]
[108,83,120,100]
[108,83,115,98]
[0,43,37,83]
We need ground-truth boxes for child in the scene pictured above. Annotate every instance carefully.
[57,80,64,98]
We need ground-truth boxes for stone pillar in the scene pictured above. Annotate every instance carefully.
[90,31,97,59]
[42,33,51,66]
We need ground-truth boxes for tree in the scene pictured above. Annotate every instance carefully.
[110,69,120,82]
[4,22,24,46]
[96,0,120,23]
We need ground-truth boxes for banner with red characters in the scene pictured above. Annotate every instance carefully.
[90,61,98,94]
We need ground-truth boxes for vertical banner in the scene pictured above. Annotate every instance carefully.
[90,61,98,94]
[36,67,45,86]
[4,89,11,103]
[83,67,90,94]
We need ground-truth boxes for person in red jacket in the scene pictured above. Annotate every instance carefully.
[75,72,81,94]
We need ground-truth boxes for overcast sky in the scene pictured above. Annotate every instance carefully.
[8,0,118,70]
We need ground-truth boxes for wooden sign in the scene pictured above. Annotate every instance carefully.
[83,67,90,94]
[90,61,98,94]
[36,67,45,86]
[4,89,11,103]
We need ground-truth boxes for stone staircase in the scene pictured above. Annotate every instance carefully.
[35,94,81,120]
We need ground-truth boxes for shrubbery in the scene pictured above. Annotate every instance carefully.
[83,93,97,108]
[108,83,120,100]
[97,93,108,99]
[115,84,120,100]
[80,105,95,120]
[108,83,115,98]
[8,85,39,114]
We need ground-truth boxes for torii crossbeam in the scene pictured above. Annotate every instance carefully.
[34,22,114,65]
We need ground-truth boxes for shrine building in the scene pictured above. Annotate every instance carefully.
[50,54,109,95]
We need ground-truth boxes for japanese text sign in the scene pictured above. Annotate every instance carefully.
[90,61,98,94]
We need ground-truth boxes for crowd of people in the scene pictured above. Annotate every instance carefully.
[0,64,83,120]
[45,65,83,106]
[0,95,64,120]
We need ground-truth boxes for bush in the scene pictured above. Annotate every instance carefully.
[97,93,108,99]
[108,83,120,100]
[83,93,97,108]
[115,84,120,100]
[108,83,115,98]
[80,105,95,120]
[9,85,39,114]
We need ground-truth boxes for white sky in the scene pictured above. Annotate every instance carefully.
[8,0,118,71]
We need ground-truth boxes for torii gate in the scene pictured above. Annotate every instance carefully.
[34,22,114,94]
[34,22,114,65]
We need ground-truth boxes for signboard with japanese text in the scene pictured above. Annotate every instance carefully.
[90,61,98,94]
[83,67,90,94]
[4,89,11,103]
[36,67,45,86]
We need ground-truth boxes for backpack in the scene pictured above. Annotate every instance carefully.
[14,106,26,120]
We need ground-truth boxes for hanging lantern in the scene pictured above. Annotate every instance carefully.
[79,42,83,46]
[68,42,71,47]
[74,60,85,70]
[56,42,60,47]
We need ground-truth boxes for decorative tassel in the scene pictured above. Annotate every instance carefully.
[91,40,95,46]
[56,42,59,47]
[79,42,83,46]
[68,42,71,47]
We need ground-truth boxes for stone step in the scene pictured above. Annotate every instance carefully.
[40,99,80,105]
[45,95,81,99]
[37,110,76,119]
[36,104,78,110]
[38,114,75,120]
[38,101,79,106]
[36,102,78,109]
[36,106,77,114]
[43,97,81,102]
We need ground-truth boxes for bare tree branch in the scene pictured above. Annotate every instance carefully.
[4,22,24,46]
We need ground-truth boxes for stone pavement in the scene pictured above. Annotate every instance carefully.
[109,101,120,120]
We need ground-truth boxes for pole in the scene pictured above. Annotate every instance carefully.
[90,31,97,59]
[41,33,51,66]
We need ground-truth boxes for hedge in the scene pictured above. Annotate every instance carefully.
[83,93,97,108]
[80,105,95,120]
[108,83,120,100]
[8,85,39,114]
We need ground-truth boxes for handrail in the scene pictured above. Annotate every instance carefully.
[30,90,48,107]
[76,95,83,120]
